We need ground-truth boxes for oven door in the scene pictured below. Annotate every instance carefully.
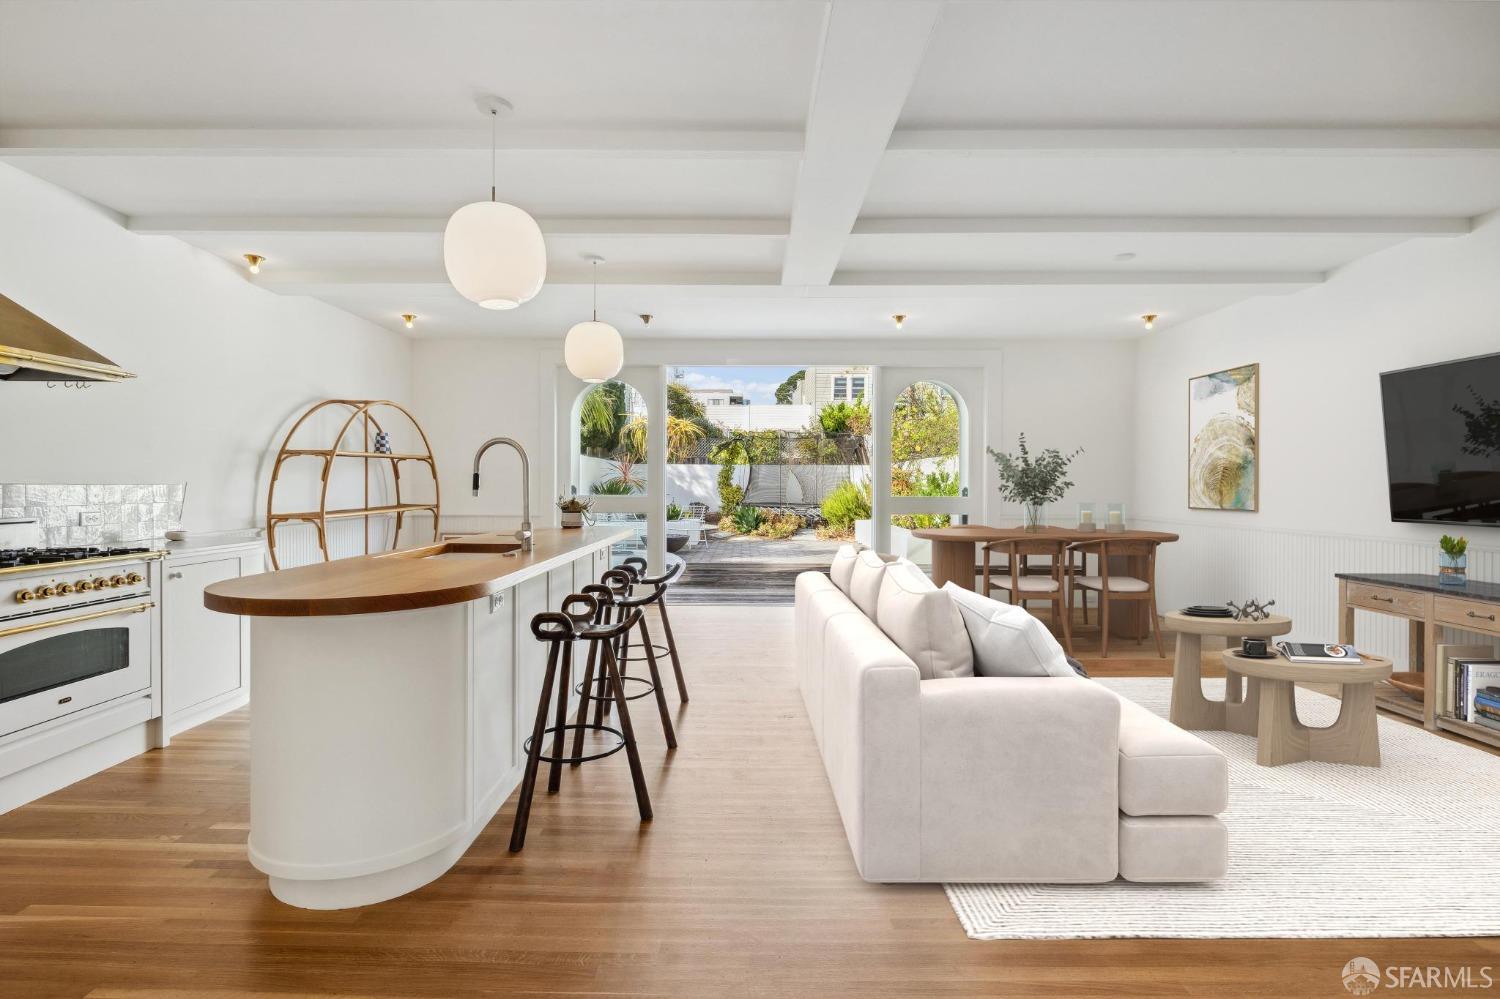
[0,599,155,737]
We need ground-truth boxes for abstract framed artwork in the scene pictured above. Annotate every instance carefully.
[1188,362,1259,511]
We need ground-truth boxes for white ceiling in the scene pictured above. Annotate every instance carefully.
[2,0,1499,341]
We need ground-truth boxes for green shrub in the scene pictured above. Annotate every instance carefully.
[667,502,683,520]
[753,511,803,540]
[821,480,871,530]
[731,505,764,534]
[590,479,635,495]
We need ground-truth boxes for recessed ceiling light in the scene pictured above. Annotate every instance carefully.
[1140,313,1159,330]
[243,253,265,274]
[1114,252,1137,262]
[639,314,654,326]
[892,313,907,329]
[401,313,417,329]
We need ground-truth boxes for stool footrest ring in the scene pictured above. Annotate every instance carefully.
[522,723,626,765]
[575,673,656,702]
[616,642,671,663]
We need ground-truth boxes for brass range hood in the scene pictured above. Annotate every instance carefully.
[0,291,134,383]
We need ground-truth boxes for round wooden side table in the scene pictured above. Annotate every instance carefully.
[1221,650,1393,767]
[1163,611,1292,732]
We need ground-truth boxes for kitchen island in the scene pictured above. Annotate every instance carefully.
[203,526,631,909]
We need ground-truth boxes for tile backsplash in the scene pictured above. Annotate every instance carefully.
[1,483,186,546]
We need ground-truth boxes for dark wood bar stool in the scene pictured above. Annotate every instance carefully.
[584,568,677,750]
[509,594,651,853]
[620,555,689,703]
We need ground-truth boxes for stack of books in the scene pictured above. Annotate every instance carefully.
[1475,687,1500,732]
[1440,644,1500,729]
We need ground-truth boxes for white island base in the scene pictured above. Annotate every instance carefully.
[223,534,618,909]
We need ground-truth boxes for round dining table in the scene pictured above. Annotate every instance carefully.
[911,524,1179,640]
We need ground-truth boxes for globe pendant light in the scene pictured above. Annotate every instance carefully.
[443,98,546,310]
[565,255,624,383]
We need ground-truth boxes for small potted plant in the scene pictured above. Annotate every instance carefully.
[557,494,593,529]
[987,433,1083,531]
[1439,534,1468,585]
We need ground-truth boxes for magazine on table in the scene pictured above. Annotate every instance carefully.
[1275,642,1363,664]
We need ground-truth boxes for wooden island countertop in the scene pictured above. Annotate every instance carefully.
[203,526,632,617]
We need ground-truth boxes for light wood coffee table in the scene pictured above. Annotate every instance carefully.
[1221,650,1394,767]
[1165,611,1293,732]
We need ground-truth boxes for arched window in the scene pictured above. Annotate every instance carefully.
[889,380,962,530]
[573,380,650,496]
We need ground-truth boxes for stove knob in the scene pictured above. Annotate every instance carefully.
[109,575,128,588]
[125,572,143,585]
[76,579,93,591]
[35,584,56,599]
[14,589,34,603]
[92,577,112,590]
[56,582,76,595]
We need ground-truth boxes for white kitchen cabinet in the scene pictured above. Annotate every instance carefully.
[161,543,262,737]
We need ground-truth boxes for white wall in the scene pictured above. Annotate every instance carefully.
[0,164,412,541]
[1132,211,1500,664]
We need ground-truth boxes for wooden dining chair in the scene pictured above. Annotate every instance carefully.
[1067,538,1164,659]
[981,538,1073,655]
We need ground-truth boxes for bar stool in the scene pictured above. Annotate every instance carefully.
[583,568,677,750]
[509,594,651,853]
[620,555,689,703]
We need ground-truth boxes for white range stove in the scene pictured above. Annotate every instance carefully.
[0,520,164,739]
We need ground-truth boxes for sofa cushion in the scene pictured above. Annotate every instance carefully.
[876,562,974,680]
[942,583,1073,678]
[830,544,859,594]
[1117,815,1228,882]
[848,549,890,619]
[1114,696,1228,817]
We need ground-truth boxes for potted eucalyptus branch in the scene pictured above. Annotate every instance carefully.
[987,433,1083,531]
[1439,534,1468,586]
[557,494,593,529]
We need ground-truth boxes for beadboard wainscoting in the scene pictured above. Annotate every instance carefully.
[1138,517,1500,669]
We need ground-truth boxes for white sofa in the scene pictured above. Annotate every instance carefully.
[795,568,1228,883]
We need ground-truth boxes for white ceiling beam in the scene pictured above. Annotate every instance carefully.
[256,268,1321,295]
[128,215,789,238]
[886,127,1500,156]
[832,270,1324,286]
[0,127,801,159]
[851,215,1474,236]
[780,0,943,286]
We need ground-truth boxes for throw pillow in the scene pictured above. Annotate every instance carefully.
[848,549,890,619]
[877,561,975,680]
[829,544,859,594]
[942,582,1074,678]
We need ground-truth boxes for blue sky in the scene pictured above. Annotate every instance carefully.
[672,366,803,405]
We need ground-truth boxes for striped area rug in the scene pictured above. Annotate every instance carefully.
[946,677,1500,939]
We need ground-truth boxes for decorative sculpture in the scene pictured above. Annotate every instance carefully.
[1226,598,1276,622]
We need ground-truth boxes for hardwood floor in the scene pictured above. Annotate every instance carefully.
[0,605,1495,998]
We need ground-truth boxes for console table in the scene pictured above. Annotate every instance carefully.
[1336,572,1500,748]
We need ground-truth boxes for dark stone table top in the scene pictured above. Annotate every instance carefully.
[1336,572,1500,605]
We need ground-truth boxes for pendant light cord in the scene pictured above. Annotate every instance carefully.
[592,260,598,321]
[489,109,497,202]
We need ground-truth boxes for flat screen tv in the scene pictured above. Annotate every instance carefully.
[1380,351,1500,526]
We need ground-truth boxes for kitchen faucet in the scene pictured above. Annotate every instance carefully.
[471,437,533,552]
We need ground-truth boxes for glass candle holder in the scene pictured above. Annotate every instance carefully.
[1105,502,1127,532]
[1077,501,1098,531]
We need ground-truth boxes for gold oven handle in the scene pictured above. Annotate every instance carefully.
[0,601,155,641]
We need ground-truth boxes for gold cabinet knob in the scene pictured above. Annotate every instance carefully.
[109,575,128,588]
[56,582,76,595]
[35,585,57,599]
[14,589,34,603]
[92,577,111,590]
[125,572,143,585]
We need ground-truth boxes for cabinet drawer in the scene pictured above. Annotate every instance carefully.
[1434,595,1500,633]
[1346,582,1428,617]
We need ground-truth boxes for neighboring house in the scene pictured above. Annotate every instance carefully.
[689,387,746,408]
[707,404,813,433]
[792,365,870,410]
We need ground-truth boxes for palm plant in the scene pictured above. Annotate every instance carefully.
[620,414,707,462]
